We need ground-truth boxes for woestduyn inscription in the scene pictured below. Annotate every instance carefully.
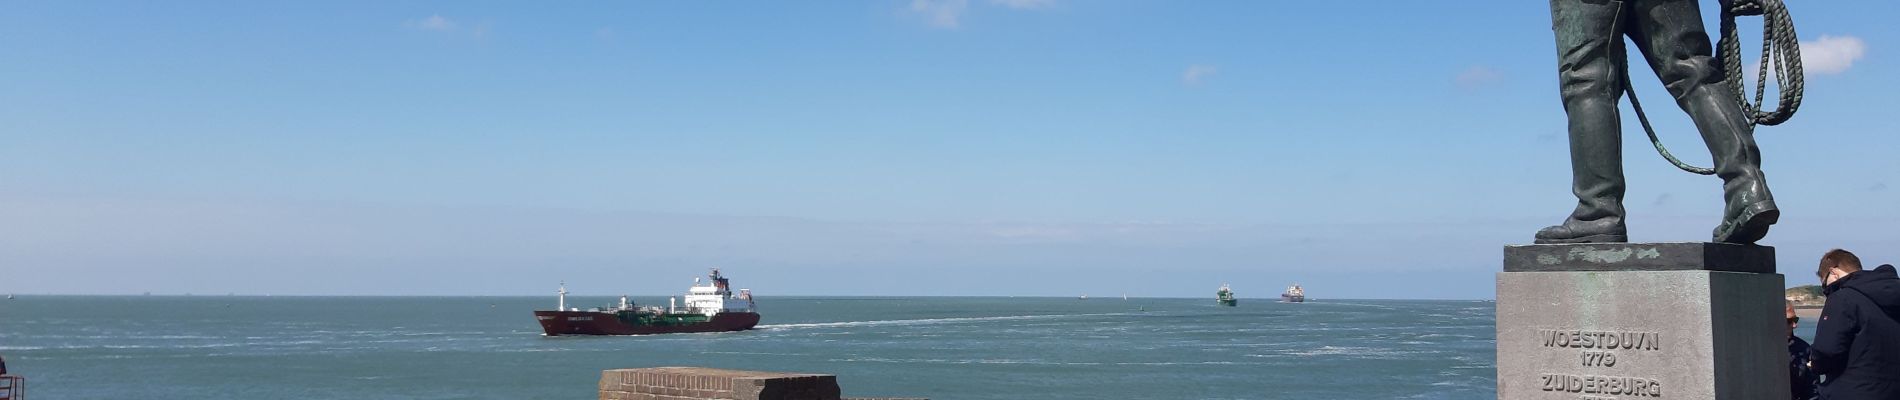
[1534,329,1665,398]
[1539,329,1662,350]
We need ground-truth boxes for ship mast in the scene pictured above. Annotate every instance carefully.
[558,281,569,311]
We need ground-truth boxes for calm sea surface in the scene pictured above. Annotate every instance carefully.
[7,296,1529,399]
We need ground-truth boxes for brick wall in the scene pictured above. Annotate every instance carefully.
[599,367,924,400]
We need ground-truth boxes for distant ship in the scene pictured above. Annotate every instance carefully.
[1281,284,1306,303]
[1078,294,1089,300]
[1216,284,1237,306]
[534,269,759,336]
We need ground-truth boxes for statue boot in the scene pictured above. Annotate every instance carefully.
[1681,84,1778,243]
[1537,88,1630,244]
[1536,214,1628,244]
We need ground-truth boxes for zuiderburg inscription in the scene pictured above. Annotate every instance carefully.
[1539,374,1663,397]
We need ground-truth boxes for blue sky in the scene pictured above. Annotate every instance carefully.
[2,1,1894,298]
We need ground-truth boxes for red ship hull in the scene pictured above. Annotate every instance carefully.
[535,310,760,336]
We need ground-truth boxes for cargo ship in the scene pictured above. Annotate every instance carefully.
[1281,284,1306,303]
[535,268,760,336]
[1216,284,1237,306]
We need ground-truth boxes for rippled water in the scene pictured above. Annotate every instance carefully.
[1,296,1498,399]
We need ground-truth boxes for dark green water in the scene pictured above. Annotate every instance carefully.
[2,296,1502,399]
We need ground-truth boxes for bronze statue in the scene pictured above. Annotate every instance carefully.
[1538,0,1790,244]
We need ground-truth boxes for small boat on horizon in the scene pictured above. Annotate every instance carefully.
[1216,284,1237,306]
[1281,284,1306,303]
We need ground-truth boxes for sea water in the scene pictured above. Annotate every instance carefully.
[6,296,1518,399]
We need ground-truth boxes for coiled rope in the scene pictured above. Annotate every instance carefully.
[1628,0,1803,175]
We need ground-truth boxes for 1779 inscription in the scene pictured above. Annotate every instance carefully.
[1535,329,1664,398]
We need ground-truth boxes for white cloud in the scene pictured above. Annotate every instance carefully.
[408,14,456,32]
[403,15,491,39]
[991,0,1055,9]
[1801,35,1867,75]
[911,0,969,29]
[1182,64,1218,85]
[987,225,1079,240]
[1455,65,1503,89]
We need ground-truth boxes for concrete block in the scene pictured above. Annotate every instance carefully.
[601,367,842,400]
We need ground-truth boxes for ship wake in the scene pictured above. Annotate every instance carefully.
[757,313,1125,330]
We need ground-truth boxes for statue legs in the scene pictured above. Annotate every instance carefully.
[1538,0,1777,244]
[1627,0,1779,243]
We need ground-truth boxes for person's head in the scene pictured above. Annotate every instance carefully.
[1817,249,1863,286]
[1785,300,1799,337]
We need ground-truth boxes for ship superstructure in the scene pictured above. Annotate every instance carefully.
[1281,284,1306,303]
[534,268,759,336]
[681,270,753,316]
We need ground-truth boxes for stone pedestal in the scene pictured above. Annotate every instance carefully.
[1496,243,1787,400]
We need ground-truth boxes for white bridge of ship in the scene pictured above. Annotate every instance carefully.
[681,280,753,316]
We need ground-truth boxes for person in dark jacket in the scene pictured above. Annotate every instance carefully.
[1790,300,1820,400]
[1810,249,1900,399]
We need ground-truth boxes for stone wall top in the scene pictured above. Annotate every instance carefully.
[602,367,919,400]
[1503,242,1774,273]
